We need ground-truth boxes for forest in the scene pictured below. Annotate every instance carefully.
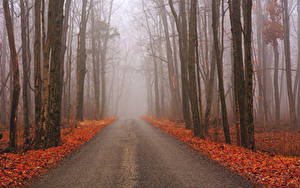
[0,0,299,187]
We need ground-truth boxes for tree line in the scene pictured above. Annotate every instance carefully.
[140,0,300,151]
[1,0,119,152]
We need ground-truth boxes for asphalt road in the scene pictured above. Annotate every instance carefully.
[29,119,255,188]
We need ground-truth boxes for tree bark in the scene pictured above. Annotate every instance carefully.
[45,0,65,147]
[76,0,89,121]
[229,0,247,148]
[188,0,203,138]
[100,0,114,120]
[297,0,300,125]
[212,0,231,144]
[91,1,101,120]
[168,0,192,129]
[20,0,30,148]
[243,0,255,150]
[273,41,280,125]
[282,0,296,127]
[158,0,180,118]
[0,28,7,125]
[34,0,43,148]
[3,0,21,152]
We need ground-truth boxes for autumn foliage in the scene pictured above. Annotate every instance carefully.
[143,117,300,187]
[263,0,284,45]
[0,118,116,187]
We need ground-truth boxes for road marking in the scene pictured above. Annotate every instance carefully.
[121,120,138,188]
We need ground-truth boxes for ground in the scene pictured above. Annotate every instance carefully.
[29,119,253,188]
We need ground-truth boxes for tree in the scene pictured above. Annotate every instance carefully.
[3,0,21,152]
[45,0,65,147]
[264,0,284,125]
[229,0,248,148]
[100,0,114,120]
[91,0,101,120]
[212,0,230,144]
[282,0,296,127]
[20,0,31,149]
[0,29,7,126]
[76,0,89,121]
[243,0,255,150]
[34,0,43,148]
[157,0,180,118]
[298,0,300,125]
[188,0,203,138]
[169,0,192,129]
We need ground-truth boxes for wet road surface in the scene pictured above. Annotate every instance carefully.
[29,119,254,188]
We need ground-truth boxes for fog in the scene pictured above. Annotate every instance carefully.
[1,0,300,132]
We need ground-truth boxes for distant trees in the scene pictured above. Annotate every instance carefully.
[264,0,284,125]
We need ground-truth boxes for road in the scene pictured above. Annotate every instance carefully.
[29,119,254,188]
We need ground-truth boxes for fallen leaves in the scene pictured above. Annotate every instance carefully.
[143,116,300,187]
[0,118,116,187]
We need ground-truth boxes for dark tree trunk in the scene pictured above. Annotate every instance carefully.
[34,0,43,148]
[45,0,65,147]
[60,0,72,122]
[243,0,255,150]
[229,0,247,148]
[298,0,300,125]
[3,0,21,152]
[76,0,89,121]
[158,0,180,118]
[282,0,296,127]
[20,0,30,148]
[188,0,203,138]
[168,0,192,129]
[273,42,280,125]
[212,0,231,144]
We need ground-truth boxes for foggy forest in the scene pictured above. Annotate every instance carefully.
[0,0,299,187]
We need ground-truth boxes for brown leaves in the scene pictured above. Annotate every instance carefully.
[0,118,116,187]
[143,117,300,187]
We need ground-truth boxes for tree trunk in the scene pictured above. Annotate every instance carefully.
[60,0,72,122]
[20,0,30,148]
[282,0,297,127]
[0,28,7,125]
[168,0,192,129]
[100,0,114,120]
[256,0,265,122]
[91,1,101,120]
[273,41,280,125]
[158,0,180,118]
[34,0,43,148]
[297,0,300,126]
[45,0,65,147]
[188,0,203,138]
[3,0,21,152]
[243,0,255,150]
[212,0,231,144]
[76,0,89,121]
[229,0,247,148]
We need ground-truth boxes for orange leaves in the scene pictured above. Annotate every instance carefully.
[143,117,300,187]
[0,118,116,187]
[264,0,284,45]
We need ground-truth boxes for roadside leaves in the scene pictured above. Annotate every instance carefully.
[143,117,300,187]
[0,118,116,187]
